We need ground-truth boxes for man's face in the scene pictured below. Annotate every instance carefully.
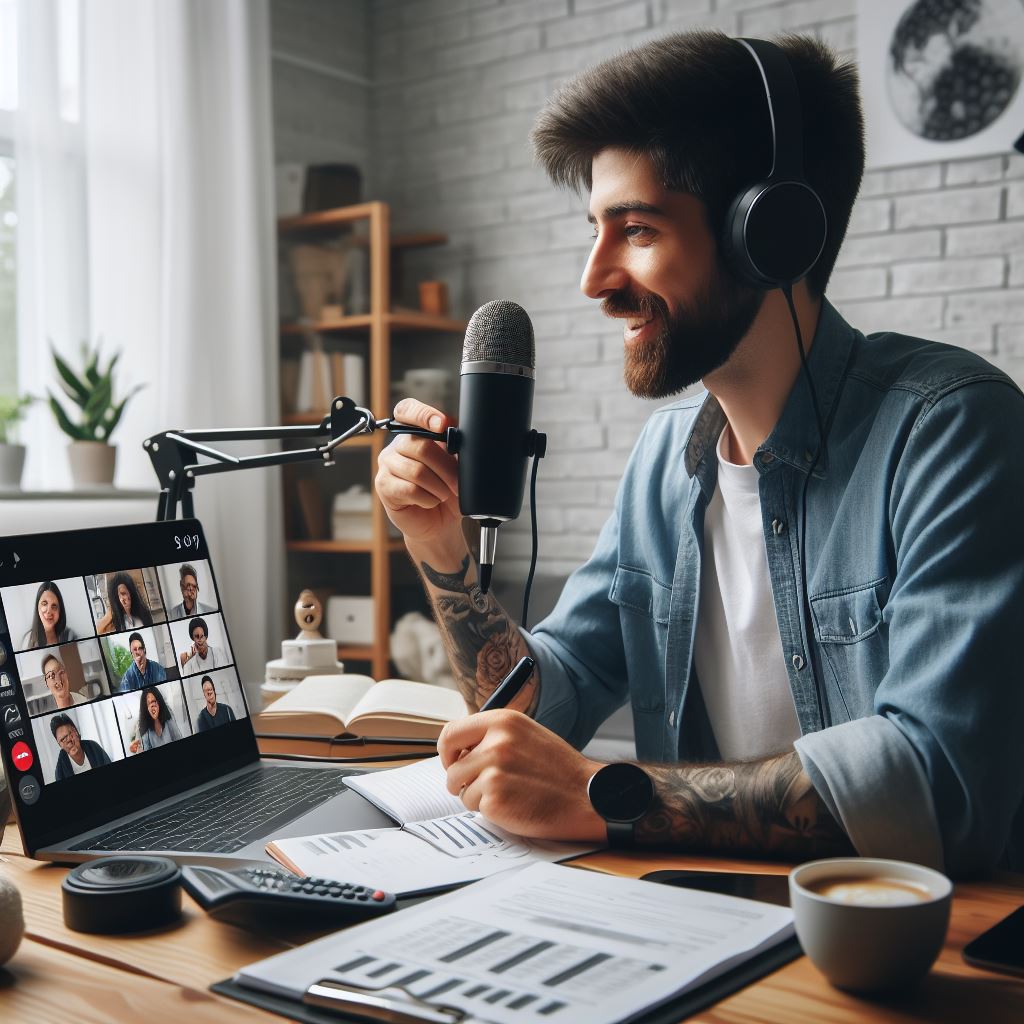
[202,681,216,707]
[130,639,147,669]
[180,575,198,605]
[55,723,82,760]
[581,148,764,397]
[43,659,70,702]
[192,627,208,655]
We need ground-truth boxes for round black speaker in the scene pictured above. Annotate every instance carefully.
[62,856,182,934]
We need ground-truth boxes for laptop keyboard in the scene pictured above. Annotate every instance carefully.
[73,765,358,855]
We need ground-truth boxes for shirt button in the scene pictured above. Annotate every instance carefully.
[791,653,805,671]
[804,449,815,462]
[772,519,786,535]
[668,710,676,727]
[761,452,775,464]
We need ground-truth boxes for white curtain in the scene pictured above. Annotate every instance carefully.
[15,0,283,682]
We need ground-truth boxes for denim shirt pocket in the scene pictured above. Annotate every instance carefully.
[809,578,889,721]
[608,565,670,715]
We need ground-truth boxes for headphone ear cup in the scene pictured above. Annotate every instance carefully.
[723,180,827,289]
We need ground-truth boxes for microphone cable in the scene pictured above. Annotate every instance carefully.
[781,283,832,730]
[521,432,547,630]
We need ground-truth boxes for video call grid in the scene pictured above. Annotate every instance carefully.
[0,559,248,787]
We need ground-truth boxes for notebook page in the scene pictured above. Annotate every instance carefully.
[344,755,463,824]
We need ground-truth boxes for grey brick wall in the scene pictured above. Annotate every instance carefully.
[274,0,1024,582]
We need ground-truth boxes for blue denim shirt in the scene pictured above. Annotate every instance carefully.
[528,300,1024,877]
[119,658,168,694]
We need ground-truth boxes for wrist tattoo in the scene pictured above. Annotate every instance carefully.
[635,751,852,858]
[420,557,535,709]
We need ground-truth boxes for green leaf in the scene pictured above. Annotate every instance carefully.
[48,393,90,441]
[52,348,90,406]
[102,383,146,441]
[83,375,112,433]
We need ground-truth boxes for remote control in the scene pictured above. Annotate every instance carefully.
[180,864,397,928]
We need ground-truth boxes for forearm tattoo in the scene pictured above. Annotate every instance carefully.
[635,750,853,858]
[419,556,537,711]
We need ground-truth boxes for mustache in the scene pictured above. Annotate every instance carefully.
[601,288,670,321]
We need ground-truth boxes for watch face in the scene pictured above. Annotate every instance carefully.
[589,763,654,823]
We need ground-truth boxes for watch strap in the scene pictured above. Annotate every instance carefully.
[606,820,636,849]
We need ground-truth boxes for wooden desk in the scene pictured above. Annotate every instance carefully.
[2,825,1022,1022]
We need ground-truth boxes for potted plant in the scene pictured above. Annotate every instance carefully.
[0,394,34,489]
[49,341,144,487]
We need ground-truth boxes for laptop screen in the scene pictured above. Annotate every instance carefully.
[0,519,260,855]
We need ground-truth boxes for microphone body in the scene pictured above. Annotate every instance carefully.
[457,366,534,522]
[453,300,537,593]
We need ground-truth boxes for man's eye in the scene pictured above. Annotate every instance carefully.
[624,224,653,240]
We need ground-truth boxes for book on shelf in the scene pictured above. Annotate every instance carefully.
[254,673,467,746]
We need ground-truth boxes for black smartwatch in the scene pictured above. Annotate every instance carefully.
[587,762,655,848]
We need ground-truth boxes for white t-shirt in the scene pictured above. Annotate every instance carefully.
[693,429,802,761]
[69,753,91,775]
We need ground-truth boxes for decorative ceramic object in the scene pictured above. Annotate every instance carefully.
[0,875,24,965]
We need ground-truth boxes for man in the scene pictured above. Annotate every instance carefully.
[50,713,112,781]
[375,31,1024,877]
[41,653,86,710]
[195,675,236,732]
[178,617,228,672]
[168,564,215,620]
[119,632,168,693]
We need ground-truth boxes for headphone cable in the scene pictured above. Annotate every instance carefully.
[780,283,831,730]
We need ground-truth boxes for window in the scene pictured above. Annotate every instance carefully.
[0,0,16,397]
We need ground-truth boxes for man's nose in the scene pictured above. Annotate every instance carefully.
[580,235,627,300]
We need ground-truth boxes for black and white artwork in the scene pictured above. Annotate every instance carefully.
[858,0,1024,168]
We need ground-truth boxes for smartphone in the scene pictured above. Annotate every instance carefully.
[962,905,1024,977]
[643,869,791,907]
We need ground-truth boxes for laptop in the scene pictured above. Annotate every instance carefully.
[0,519,392,866]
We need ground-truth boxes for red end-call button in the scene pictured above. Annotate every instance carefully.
[11,741,34,772]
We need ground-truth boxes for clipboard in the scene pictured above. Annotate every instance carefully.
[211,936,802,1024]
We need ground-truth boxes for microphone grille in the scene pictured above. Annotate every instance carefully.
[462,300,535,368]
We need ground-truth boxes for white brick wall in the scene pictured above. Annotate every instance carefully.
[274,0,1024,582]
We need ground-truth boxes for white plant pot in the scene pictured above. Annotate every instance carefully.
[0,443,26,489]
[67,441,116,487]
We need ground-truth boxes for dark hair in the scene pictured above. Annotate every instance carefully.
[201,675,215,691]
[179,564,198,583]
[128,631,146,652]
[188,617,208,639]
[50,712,77,738]
[106,572,154,632]
[28,580,68,649]
[138,686,172,735]
[530,30,864,296]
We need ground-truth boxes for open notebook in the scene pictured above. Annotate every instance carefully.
[267,757,597,896]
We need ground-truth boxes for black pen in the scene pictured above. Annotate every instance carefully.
[479,655,536,712]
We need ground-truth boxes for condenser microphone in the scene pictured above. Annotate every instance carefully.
[452,299,536,594]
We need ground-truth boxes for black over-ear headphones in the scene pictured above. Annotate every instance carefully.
[723,37,828,289]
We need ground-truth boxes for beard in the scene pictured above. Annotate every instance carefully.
[604,265,764,399]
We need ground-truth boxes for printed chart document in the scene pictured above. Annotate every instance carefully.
[232,862,796,1024]
[267,758,596,895]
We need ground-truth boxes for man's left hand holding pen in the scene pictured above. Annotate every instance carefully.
[438,655,608,842]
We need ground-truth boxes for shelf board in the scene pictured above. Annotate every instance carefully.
[277,206,447,251]
[338,645,374,661]
[280,312,465,335]
[286,539,405,553]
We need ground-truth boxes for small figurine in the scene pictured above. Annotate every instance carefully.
[295,589,324,639]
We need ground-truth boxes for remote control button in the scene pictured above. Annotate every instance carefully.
[372,890,386,901]
[357,894,368,901]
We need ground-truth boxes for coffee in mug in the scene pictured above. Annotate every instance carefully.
[808,875,931,906]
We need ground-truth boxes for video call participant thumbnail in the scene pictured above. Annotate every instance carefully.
[178,617,228,672]
[120,632,168,693]
[96,572,156,635]
[130,686,183,752]
[50,713,112,780]
[41,652,87,710]
[22,580,79,650]
[195,675,236,732]
[169,563,215,620]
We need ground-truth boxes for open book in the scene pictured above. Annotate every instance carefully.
[267,757,598,896]
[254,674,467,744]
